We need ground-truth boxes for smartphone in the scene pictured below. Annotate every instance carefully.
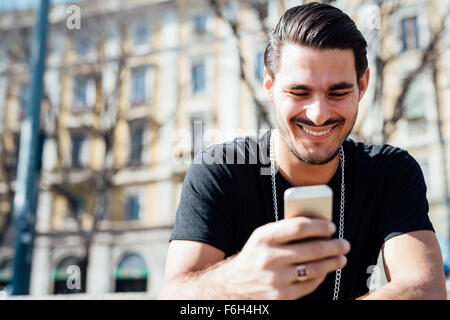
[284,185,333,221]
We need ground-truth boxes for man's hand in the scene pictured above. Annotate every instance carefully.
[158,217,350,300]
[222,217,350,299]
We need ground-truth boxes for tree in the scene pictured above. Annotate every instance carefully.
[337,0,449,144]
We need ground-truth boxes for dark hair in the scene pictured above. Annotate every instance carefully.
[264,2,368,81]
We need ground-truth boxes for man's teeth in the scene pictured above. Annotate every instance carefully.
[300,125,332,136]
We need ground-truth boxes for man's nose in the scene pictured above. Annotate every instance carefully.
[304,97,332,126]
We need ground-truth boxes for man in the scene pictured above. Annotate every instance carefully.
[158,2,447,300]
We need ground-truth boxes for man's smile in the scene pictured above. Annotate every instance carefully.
[293,121,343,141]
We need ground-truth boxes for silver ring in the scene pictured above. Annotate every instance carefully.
[295,264,309,282]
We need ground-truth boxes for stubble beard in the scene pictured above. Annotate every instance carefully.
[275,111,357,166]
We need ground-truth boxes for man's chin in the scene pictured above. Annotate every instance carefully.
[288,143,340,165]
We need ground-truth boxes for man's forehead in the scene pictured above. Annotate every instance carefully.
[276,43,357,87]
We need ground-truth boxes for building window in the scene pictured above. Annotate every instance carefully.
[192,62,206,94]
[404,75,430,138]
[73,75,95,112]
[131,21,150,48]
[74,33,95,58]
[192,15,207,35]
[114,253,148,292]
[71,132,87,168]
[53,256,85,294]
[105,26,121,58]
[0,258,13,292]
[255,51,264,82]
[401,16,419,51]
[129,125,144,166]
[125,195,140,221]
[131,66,148,106]
[74,76,87,110]
[404,76,427,120]
[67,194,85,219]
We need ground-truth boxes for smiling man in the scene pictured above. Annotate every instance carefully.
[158,2,447,300]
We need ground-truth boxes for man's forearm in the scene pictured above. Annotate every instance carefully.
[157,257,237,299]
[357,280,447,300]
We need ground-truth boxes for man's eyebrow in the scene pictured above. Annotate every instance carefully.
[283,82,355,91]
[329,82,354,90]
[284,84,311,90]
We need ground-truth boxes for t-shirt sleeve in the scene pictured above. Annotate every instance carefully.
[377,150,434,249]
[170,151,236,255]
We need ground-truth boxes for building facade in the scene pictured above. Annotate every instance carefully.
[0,0,277,297]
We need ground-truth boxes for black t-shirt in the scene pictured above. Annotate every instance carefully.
[170,129,434,300]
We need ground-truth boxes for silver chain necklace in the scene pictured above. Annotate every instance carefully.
[269,130,345,301]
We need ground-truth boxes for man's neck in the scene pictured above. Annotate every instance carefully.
[273,129,340,186]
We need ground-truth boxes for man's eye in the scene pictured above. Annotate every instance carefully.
[289,92,309,96]
[329,92,350,97]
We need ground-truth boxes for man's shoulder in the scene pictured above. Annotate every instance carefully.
[345,138,418,171]
[345,138,409,158]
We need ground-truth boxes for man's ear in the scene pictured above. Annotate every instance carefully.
[358,67,370,102]
[263,67,274,103]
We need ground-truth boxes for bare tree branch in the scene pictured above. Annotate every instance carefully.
[208,0,272,128]
[382,17,446,142]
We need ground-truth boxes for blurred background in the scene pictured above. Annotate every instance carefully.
[0,0,449,299]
